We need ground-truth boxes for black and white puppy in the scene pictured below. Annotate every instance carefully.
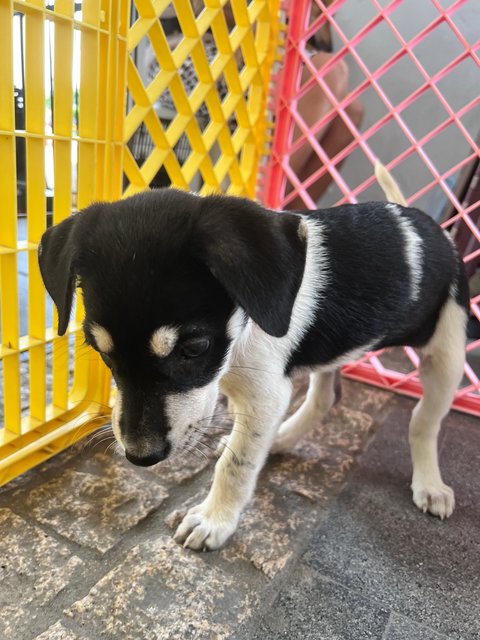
[38,189,469,550]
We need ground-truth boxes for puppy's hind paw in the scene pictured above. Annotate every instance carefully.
[270,430,299,454]
[173,501,238,551]
[412,482,455,520]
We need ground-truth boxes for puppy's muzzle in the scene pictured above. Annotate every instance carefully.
[125,441,171,467]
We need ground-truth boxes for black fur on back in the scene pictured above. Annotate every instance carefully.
[287,202,468,372]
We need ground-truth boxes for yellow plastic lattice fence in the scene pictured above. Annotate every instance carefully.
[125,0,280,196]
[0,0,281,484]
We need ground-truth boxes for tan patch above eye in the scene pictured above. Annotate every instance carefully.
[90,323,114,354]
[150,326,178,358]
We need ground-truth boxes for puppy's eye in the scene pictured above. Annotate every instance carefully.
[179,337,210,358]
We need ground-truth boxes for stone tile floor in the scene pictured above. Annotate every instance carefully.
[0,376,478,640]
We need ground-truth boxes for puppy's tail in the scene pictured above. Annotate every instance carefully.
[375,160,407,207]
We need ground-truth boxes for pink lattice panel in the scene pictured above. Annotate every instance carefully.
[259,0,480,415]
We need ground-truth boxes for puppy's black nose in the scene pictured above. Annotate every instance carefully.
[125,443,171,467]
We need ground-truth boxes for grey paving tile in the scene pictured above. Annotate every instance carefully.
[339,378,393,417]
[0,463,39,494]
[267,403,375,501]
[220,485,319,579]
[287,375,393,421]
[0,509,84,640]
[241,566,390,640]
[384,614,450,640]
[263,375,379,504]
[34,621,91,640]
[63,535,258,640]
[302,410,480,639]
[19,453,168,553]
[152,449,215,484]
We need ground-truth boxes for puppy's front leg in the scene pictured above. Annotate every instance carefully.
[174,375,292,550]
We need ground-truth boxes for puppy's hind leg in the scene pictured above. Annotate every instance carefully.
[271,369,340,454]
[409,299,466,519]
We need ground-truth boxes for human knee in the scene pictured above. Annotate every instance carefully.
[309,52,349,99]
[347,98,364,127]
[326,58,349,99]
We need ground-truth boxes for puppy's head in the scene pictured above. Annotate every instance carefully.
[38,190,306,466]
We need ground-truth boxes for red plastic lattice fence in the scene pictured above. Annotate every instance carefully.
[259,0,480,415]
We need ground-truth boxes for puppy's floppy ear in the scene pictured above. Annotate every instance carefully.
[38,215,78,336]
[196,196,307,337]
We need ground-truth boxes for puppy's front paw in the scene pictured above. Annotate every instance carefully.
[173,501,238,551]
[412,481,455,520]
